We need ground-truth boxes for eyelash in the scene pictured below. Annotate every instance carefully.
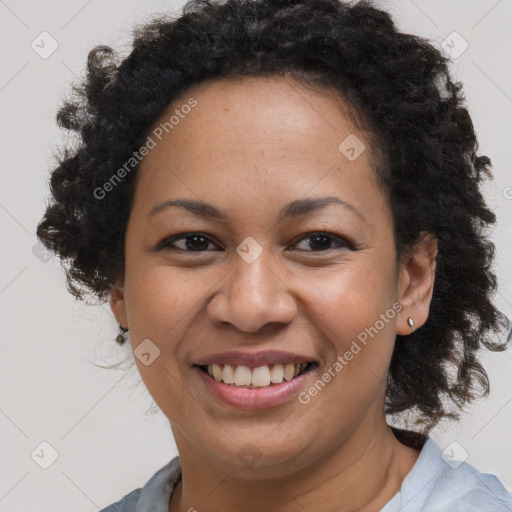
[156,231,356,253]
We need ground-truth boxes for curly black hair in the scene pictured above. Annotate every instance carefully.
[37,0,511,433]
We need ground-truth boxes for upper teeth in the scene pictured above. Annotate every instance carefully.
[206,363,308,387]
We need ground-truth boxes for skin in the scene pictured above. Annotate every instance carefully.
[110,75,438,512]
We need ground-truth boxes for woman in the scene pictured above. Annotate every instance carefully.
[37,0,512,510]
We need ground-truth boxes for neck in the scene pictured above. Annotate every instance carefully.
[169,420,422,512]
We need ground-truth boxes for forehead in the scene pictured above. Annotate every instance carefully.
[132,76,385,223]
[151,75,370,155]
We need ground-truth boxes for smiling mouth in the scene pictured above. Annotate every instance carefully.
[196,362,318,389]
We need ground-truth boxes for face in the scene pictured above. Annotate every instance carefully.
[111,76,436,477]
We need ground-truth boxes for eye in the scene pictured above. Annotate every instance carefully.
[156,231,355,253]
[157,232,221,252]
[290,231,354,252]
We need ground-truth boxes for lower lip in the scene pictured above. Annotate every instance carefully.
[194,366,316,409]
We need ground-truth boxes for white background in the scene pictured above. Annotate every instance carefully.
[0,1,511,510]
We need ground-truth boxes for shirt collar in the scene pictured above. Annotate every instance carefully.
[135,455,182,512]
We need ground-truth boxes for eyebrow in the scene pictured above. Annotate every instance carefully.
[148,196,367,223]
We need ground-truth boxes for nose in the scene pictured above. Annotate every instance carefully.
[206,250,297,333]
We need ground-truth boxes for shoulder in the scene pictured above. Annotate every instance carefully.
[99,488,142,512]
[402,436,512,511]
[98,456,182,512]
[382,435,512,512]
[424,446,512,512]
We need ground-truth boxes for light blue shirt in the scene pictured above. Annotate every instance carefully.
[99,436,512,511]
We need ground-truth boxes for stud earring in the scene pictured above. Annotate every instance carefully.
[407,317,415,332]
[115,322,128,344]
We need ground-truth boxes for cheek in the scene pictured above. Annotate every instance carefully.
[307,254,396,334]
[124,261,203,342]
[302,255,398,383]
[294,275,398,438]
[122,264,197,398]
[124,267,198,419]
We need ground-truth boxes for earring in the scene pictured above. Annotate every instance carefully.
[407,317,415,332]
[115,322,128,344]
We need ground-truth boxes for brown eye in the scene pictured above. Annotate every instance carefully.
[156,231,355,253]
[157,232,221,252]
[291,231,354,252]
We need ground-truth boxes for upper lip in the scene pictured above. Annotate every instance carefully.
[194,350,316,367]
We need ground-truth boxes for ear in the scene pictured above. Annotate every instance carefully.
[396,232,438,335]
[109,277,128,328]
